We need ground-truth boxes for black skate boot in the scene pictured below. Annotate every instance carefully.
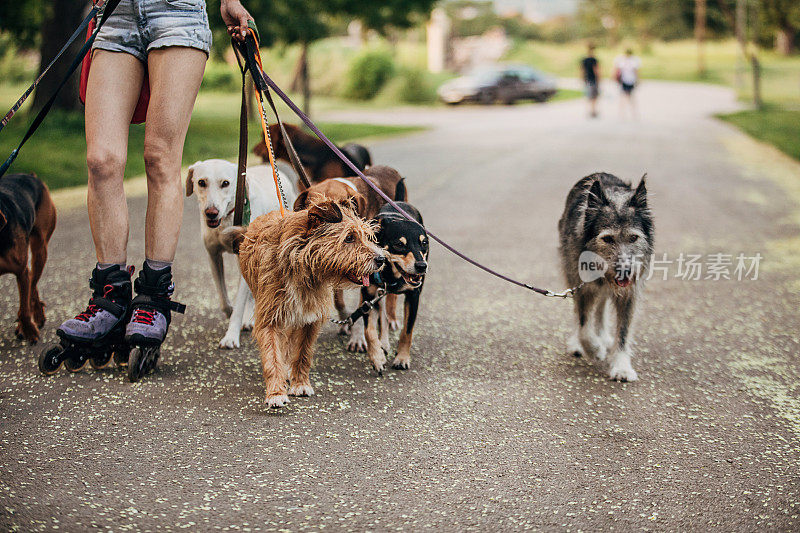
[125,263,185,382]
[39,265,133,375]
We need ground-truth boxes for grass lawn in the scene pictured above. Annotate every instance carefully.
[0,87,423,190]
[717,108,800,162]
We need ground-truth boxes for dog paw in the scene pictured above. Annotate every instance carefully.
[370,352,387,375]
[567,334,583,358]
[288,384,315,397]
[219,335,240,349]
[608,361,638,382]
[265,394,290,408]
[595,345,608,362]
[15,321,39,344]
[388,319,401,332]
[347,336,368,353]
[391,354,410,370]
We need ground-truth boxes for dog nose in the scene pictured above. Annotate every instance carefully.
[414,261,427,273]
[204,207,219,218]
[374,255,387,267]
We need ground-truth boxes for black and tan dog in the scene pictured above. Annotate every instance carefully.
[253,123,372,189]
[293,165,407,331]
[350,201,427,373]
[0,173,56,343]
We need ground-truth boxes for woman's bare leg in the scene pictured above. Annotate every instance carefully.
[143,47,207,261]
[85,51,145,264]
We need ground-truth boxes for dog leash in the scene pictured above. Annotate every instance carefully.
[0,0,122,179]
[230,25,314,224]
[330,287,387,327]
[245,56,581,299]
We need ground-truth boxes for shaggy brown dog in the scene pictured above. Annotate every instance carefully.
[224,199,386,408]
[293,165,406,333]
[0,173,56,344]
[252,124,372,189]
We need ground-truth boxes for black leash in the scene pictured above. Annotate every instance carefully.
[0,0,122,178]
[248,63,581,299]
[330,287,387,327]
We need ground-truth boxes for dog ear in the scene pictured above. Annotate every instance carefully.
[0,210,6,231]
[252,140,268,162]
[630,174,648,209]
[293,190,309,211]
[220,226,246,255]
[307,200,343,230]
[185,164,196,197]
[587,178,608,211]
[350,193,367,215]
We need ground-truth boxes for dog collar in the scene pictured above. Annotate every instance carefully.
[331,178,358,193]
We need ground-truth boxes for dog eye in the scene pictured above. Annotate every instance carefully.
[221,180,230,188]
[629,235,639,243]
[344,234,355,243]
[601,235,615,244]
[198,179,207,188]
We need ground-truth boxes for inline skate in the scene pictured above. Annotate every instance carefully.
[125,263,185,382]
[39,265,133,375]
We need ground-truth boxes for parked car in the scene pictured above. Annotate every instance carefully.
[438,64,558,105]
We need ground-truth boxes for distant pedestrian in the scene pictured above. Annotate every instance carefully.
[581,43,600,118]
[614,48,641,118]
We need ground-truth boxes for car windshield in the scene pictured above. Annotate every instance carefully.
[467,67,502,84]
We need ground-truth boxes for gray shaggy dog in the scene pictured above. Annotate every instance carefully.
[558,172,654,381]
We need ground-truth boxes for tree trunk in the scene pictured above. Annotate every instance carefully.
[33,0,87,112]
[695,0,707,77]
[298,43,311,117]
[775,26,796,55]
[751,54,763,110]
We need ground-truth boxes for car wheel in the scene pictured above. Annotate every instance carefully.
[478,90,496,105]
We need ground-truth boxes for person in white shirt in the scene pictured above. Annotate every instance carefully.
[614,48,641,118]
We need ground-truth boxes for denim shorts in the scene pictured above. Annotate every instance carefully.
[94,0,212,62]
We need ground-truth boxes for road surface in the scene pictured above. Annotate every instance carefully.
[1,80,799,531]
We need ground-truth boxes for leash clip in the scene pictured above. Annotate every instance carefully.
[544,282,584,299]
[329,287,387,326]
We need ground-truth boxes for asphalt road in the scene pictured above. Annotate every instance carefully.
[1,81,799,531]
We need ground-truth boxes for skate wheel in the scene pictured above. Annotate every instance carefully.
[128,346,157,383]
[38,344,65,375]
[90,350,113,370]
[113,346,130,367]
[64,352,89,373]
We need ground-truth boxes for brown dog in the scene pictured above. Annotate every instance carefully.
[223,199,386,408]
[0,173,56,343]
[293,165,406,334]
[252,124,372,189]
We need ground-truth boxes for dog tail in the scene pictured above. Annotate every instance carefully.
[394,178,407,202]
[220,226,247,255]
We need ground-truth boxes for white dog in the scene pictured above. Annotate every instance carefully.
[186,159,298,348]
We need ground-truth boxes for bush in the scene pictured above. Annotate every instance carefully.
[0,36,37,85]
[201,61,238,92]
[378,67,438,104]
[343,50,396,100]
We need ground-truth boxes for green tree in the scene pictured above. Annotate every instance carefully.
[760,0,800,54]
[1,0,85,112]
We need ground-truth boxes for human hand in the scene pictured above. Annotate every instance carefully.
[221,0,252,41]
